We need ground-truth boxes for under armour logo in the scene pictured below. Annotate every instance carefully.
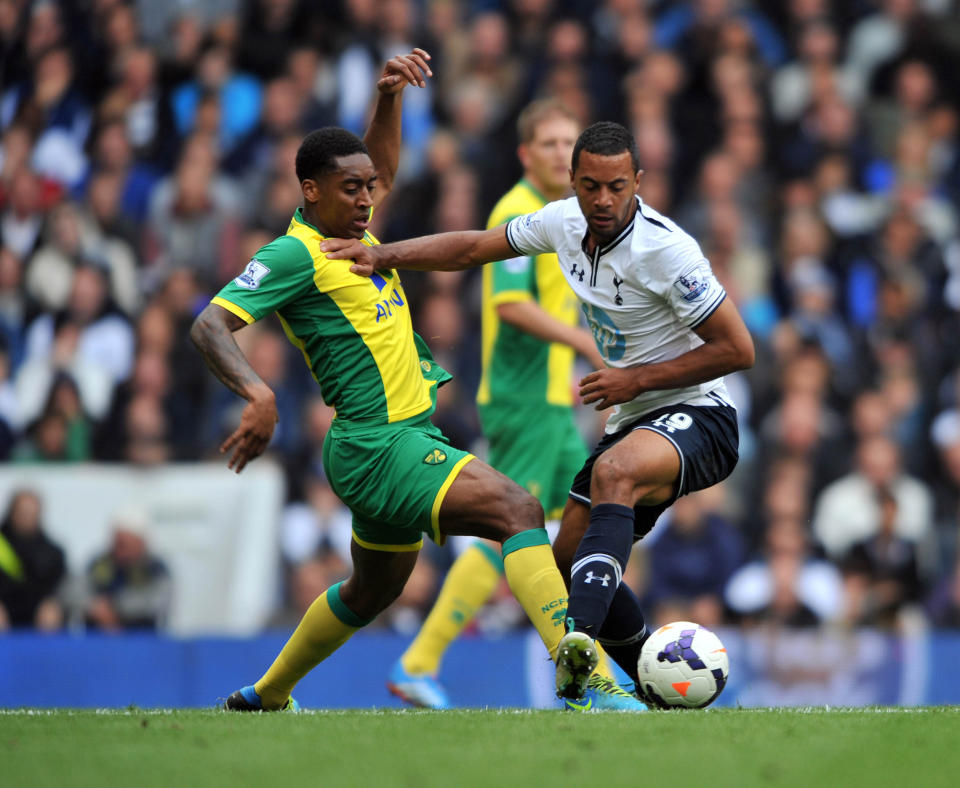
[570,263,585,282]
[613,275,624,305]
[584,571,611,587]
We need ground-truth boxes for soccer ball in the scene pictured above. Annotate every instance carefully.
[636,621,729,709]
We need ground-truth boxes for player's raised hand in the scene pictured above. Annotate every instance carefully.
[219,394,278,473]
[579,367,641,410]
[377,48,432,93]
[321,238,385,276]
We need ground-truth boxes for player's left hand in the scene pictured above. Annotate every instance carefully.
[579,367,641,410]
[377,48,432,93]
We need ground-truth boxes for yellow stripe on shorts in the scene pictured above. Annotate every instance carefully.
[351,533,423,552]
[430,454,476,544]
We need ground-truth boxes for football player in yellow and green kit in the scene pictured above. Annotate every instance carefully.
[190,50,573,711]
[387,100,646,711]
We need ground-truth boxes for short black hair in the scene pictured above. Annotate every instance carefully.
[295,127,369,182]
[571,121,641,173]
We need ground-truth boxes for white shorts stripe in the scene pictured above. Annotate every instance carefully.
[570,553,623,587]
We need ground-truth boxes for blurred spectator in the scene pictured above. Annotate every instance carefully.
[99,44,176,169]
[779,93,873,183]
[84,508,171,632]
[227,76,304,177]
[0,488,66,631]
[787,264,856,378]
[771,18,861,125]
[80,117,161,230]
[284,44,337,131]
[1,165,49,258]
[844,0,946,98]
[755,384,847,500]
[654,0,786,70]
[1,45,90,189]
[144,133,241,288]
[841,485,923,629]
[726,515,844,627]
[280,469,353,568]
[44,260,134,390]
[237,0,315,81]
[14,319,113,433]
[11,407,73,462]
[170,41,263,156]
[642,487,744,629]
[25,200,139,315]
[812,435,934,568]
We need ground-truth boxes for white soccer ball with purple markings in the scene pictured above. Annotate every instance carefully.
[637,621,729,709]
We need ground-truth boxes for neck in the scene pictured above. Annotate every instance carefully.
[524,173,566,203]
[301,204,330,236]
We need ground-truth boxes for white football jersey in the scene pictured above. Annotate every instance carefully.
[505,196,734,433]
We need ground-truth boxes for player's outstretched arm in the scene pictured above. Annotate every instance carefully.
[321,226,514,275]
[190,303,279,473]
[579,298,754,410]
[364,48,432,208]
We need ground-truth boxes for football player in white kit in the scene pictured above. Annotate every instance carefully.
[322,122,754,705]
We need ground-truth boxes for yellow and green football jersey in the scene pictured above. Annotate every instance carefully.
[477,180,580,407]
[213,207,450,425]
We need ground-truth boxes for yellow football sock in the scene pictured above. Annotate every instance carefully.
[501,529,569,661]
[593,644,616,681]
[254,582,370,708]
[401,541,504,676]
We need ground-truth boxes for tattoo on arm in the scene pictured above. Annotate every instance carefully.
[190,306,266,401]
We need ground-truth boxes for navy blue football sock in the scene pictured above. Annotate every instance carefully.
[597,583,648,686]
[566,503,634,638]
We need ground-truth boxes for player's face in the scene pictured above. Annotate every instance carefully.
[571,150,642,244]
[519,116,579,198]
[303,152,377,239]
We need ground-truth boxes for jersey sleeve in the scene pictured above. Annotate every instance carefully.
[212,235,313,323]
[650,237,727,329]
[489,246,536,307]
[504,201,563,258]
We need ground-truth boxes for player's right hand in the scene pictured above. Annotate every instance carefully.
[321,238,382,276]
[220,392,279,473]
[377,48,432,93]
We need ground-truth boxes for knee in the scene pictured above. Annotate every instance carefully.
[496,487,544,541]
[590,455,634,500]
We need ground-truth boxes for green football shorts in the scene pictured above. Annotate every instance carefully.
[322,413,474,552]
[478,402,587,520]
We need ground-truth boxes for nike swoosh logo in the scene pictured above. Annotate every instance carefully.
[565,698,593,711]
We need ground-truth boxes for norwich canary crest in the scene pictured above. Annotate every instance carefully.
[423,448,447,465]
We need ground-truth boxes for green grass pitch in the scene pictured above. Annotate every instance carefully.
[3,707,959,787]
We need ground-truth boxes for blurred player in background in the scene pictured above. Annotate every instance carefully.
[191,50,574,712]
[324,121,754,706]
[388,100,645,711]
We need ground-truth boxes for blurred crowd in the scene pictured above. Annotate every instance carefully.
[3,0,960,636]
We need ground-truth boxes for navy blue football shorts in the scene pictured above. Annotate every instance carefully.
[568,398,739,541]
